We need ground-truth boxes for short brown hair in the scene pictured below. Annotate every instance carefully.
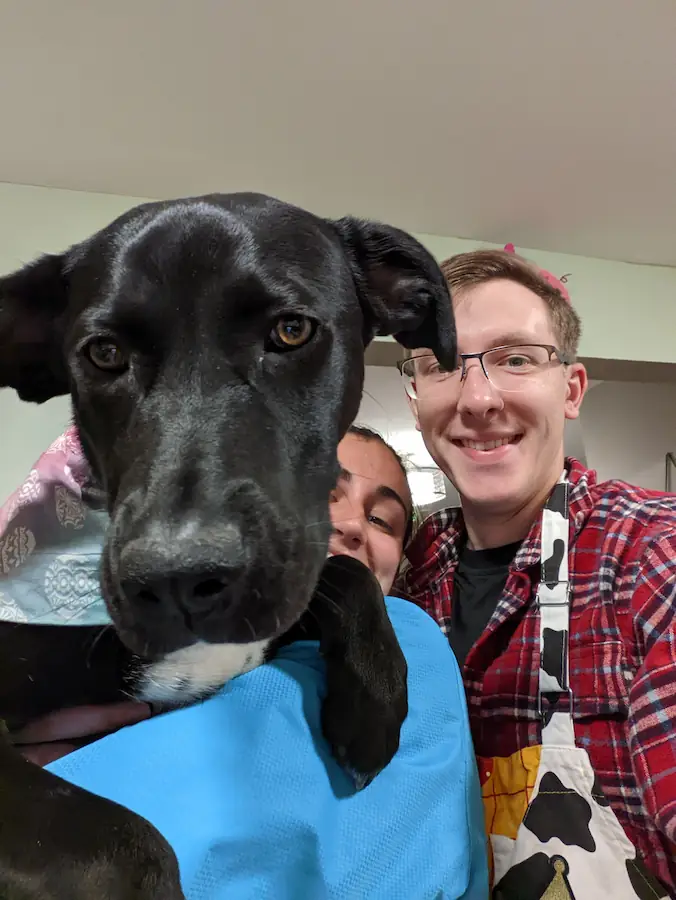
[439,249,582,359]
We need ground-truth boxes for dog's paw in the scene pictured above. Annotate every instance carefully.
[309,554,409,790]
[321,638,408,790]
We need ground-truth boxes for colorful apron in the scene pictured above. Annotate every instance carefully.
[479,478,670,899]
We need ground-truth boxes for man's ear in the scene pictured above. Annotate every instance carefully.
[331,217,457,369]
[564,362,588,420]
[0,253,71,403]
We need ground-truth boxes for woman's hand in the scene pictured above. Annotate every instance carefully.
[12,701,152,765]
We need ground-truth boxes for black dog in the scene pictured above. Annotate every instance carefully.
[0,192,455,898]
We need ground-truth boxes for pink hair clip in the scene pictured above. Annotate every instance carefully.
[503,243,571,303]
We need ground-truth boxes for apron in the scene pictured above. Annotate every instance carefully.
[478,478,670,900]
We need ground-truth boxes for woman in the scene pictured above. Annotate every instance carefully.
[329,425,415,593]
[4,426,488,899]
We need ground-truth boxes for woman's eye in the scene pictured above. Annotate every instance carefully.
[369,515,394,534]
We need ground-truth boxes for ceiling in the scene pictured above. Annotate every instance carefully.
[1,1,674,266]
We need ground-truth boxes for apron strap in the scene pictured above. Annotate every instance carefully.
[536,476,575,747]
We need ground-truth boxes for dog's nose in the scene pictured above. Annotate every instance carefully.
[118,523,250,626]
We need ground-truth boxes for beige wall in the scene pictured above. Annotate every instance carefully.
[1,182,675,505]
[580,381,676,492]
[0,394,70,503]
[357,369,676,501]
[2,374,675,508]
[2,180,676,366]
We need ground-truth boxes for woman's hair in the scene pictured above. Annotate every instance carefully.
[345,424,418,547]
[347,424,408,478]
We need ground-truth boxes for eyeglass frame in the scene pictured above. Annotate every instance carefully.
[397,343,573,392]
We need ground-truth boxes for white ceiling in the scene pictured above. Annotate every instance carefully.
[1,1,675,266]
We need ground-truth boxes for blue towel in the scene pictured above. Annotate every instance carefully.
[49,597,488,900]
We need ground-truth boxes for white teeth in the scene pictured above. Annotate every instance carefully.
[462,437,513,451]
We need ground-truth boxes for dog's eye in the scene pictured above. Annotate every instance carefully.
[268,316,315,351]
[84,339,128,373]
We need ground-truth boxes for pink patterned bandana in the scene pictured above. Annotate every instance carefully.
[503,242,571,303]
[0,426,109,625]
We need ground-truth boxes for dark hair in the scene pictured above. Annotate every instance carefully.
[347,425,408,478]
[345,424,416,546]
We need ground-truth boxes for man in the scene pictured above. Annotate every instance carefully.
[396,246,676,898]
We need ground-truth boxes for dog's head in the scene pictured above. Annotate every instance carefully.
[0,193,455,661]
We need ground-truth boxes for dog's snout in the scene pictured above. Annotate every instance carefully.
[108,486,308,651]
[118,523,250,631]
[125,570,238,614]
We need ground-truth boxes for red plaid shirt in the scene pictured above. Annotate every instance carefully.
[397,458,676,892]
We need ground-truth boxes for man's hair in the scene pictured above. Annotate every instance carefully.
[439,249,582,359]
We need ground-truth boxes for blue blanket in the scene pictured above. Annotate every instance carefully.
[49,597,488,899]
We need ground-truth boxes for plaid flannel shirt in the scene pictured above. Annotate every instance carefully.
[397,458,676,892]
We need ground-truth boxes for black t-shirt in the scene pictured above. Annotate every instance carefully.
[448,540,522,667]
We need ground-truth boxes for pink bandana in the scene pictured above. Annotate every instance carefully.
[503,242,571,303]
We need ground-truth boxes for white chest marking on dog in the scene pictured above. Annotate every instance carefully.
[138,639,270,705]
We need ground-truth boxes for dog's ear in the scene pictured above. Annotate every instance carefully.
[0,253,71,403]
[332,217,457,368]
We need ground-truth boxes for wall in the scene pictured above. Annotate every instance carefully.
[0,394,70,503]
[357,370,676,502]
[1,181,675,505]
[2,372,675,510]
[580,381,676,491]
[0,183,149,505]
[414,232,676,366]
[1,181,676,365]
[356,367,588,510]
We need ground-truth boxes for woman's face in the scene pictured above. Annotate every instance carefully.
[328,433,412,595]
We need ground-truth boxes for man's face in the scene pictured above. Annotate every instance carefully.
[410,279,587,516]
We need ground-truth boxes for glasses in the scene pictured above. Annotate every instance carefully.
[397,344,571,400]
